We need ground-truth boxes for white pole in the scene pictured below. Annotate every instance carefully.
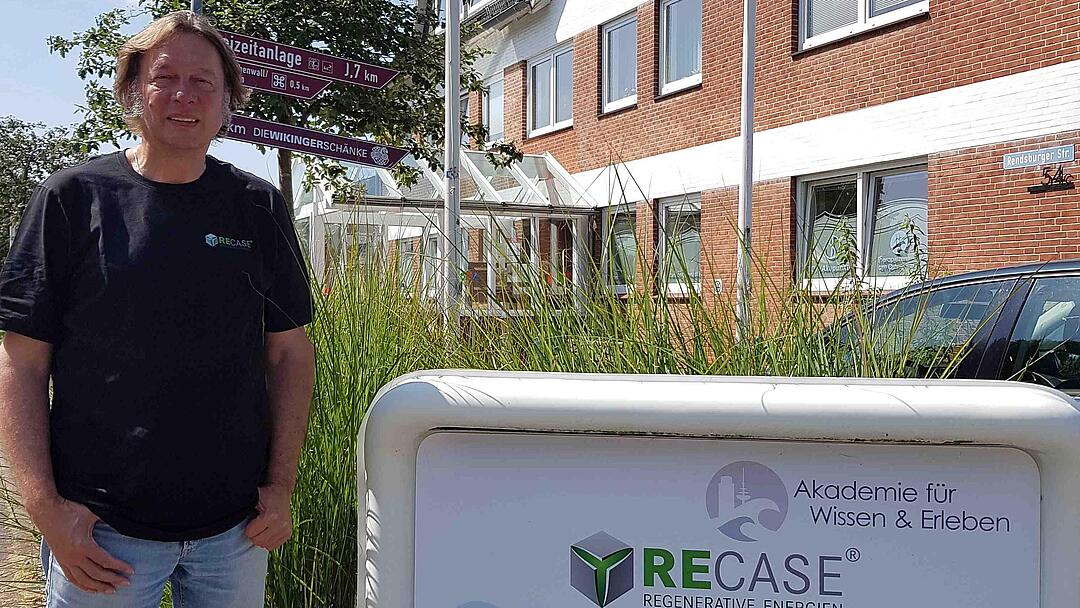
[736,0,756,338]
[443,0,462,327]
[191,0,202,14]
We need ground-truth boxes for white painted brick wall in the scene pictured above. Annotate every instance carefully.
[571,59,1080,205]
[472,0,641,78]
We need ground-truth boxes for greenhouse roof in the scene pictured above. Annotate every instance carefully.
[334,150,597,213]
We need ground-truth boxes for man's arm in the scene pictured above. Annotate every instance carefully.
[244,326,315,551]
[0,332,132,593]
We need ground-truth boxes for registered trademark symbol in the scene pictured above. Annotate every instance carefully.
[846,547,861,562]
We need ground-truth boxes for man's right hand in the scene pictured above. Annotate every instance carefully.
[30,496,134,594]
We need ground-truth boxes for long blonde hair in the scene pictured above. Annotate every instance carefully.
[114,10,250,137]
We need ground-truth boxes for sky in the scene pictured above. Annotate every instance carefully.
[0,0,280,186]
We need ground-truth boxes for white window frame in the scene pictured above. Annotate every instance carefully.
[601,12,638,114]
[659,0,702,96]
[482,76,504,144]
[658,194,702,297]
[527,44,573,137]
[602,204,638,295]
[796,159,928,293]
[798,0,929,51]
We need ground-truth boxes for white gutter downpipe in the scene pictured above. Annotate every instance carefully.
[736,0,756,338]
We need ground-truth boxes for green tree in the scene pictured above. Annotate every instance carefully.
[0,116,88,266]
[48,0,513,209]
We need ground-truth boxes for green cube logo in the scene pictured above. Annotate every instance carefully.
[570,532,633,607]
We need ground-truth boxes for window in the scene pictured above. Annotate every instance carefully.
[528,45,573,136]
[604,206,638,294]
[800,164,927,291]
[800,0,929,50]
[398,239,416,291]
[423,235,439,295]
[659,0,701,95]
[659,194,701,295]
[483,77,504,142]
[1006,276,1080,396]
[461,93,470,147]
[602,13,637,113]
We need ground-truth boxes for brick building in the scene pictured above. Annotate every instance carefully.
[448,0,1080,301]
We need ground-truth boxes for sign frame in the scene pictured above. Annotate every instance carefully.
[221,30,398,90]
[358,372,1080,607]
[1003,144,1075,170]
[225,115,408,169]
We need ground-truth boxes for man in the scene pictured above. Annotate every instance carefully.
[0,11,315,607]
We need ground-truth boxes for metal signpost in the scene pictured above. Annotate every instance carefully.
[359,372,1080,608]
[236,61,331,100]
[225,115,408,168]
[443,0,463,326]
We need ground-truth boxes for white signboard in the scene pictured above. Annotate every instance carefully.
[415,433,1039,608]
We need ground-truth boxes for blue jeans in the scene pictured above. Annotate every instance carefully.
[41,518,268,607]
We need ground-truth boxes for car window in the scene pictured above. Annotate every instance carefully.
[867,280,1011,378]
[1005,276,1080,395]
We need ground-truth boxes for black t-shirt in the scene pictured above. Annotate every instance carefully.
[0,151,312,541]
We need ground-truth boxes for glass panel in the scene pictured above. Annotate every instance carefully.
[807,0,858,38]
[489,217,535,307]
[484,79,504,141]
[807,179,858,279]
[871,281,1010,378]
[464,150,541,204]
[531,59,552,130]
[870,0,922,17]
[605,19,637,105]
[663,0,701,85]
[1006,276,1080,395]
[398,238,416,290]
[868,170,928,278]
[662,202,701,287]
[294,218,310,260]
[460,94,470,147]
[393,156,441,200]
[609,211,637,286]
[422,235,439,292]
[345,163,388,197]
[555,50,574,124]
[516,155,580,207]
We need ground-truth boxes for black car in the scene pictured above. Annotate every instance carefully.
[846,259,1080,398]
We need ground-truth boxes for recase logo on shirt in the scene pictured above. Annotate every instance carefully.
[205,233,254,251]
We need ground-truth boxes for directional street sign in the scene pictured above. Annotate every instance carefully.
[226,115,408,169]
[222,31,399,90]
[238,61,331,100]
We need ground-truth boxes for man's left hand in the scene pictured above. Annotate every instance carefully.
[244,483,293,551]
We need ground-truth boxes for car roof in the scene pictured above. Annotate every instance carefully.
[883,258,1080,302]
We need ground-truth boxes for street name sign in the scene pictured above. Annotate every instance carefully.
[1003,144,1075,170]
[359,372,1080,608]
[237,61,330,100]
[226,115,407,168]
[222,31,398,90]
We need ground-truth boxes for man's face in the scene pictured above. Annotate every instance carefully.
[136,32,227,153]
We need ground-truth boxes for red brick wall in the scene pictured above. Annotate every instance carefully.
[929,131,1080,273]
[500,0,1080,174]
[698,180,795,306]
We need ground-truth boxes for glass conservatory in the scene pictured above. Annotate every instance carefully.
[293,150,599,314]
